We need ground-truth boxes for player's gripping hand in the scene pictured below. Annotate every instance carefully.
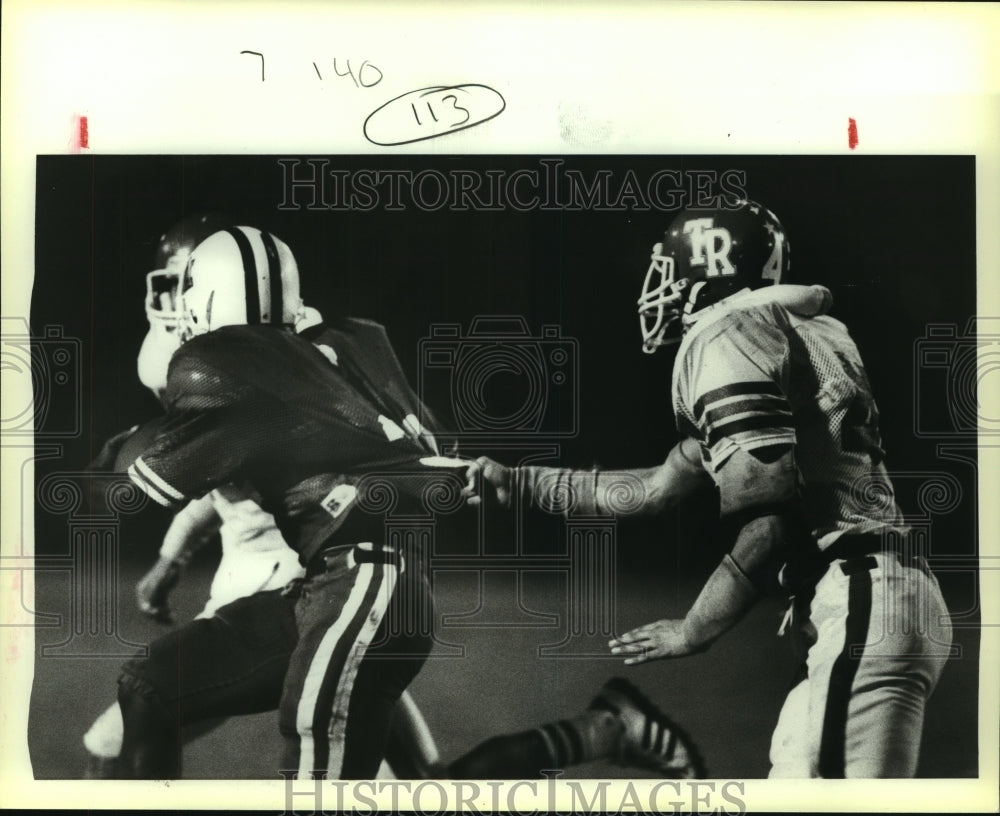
[135,556,182,625]
[462,456,513,508]
[609,619,707,665]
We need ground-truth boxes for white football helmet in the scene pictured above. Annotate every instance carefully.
[177,226,303,342]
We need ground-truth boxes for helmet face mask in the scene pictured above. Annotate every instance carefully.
[636,200,790,354]
[637,243,689,353]
[143,213,234,337]
[139,214,236,397]
[144,266,185,333]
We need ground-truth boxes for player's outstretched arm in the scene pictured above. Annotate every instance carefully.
[609,513,790,663]
[610,445,799,663]
[463,437,709,518]
[135,493,221,623]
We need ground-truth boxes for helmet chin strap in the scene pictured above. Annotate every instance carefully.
[293,303,324,333]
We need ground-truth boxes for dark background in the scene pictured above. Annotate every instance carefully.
[26,155,981,778]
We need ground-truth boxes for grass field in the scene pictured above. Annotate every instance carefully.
[27,551,978,780]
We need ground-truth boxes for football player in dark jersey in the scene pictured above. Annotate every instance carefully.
[466,200,954,777]
[117,225,446,779]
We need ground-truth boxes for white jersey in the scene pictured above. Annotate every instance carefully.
[671,285,903,549]
[159,484,304,620]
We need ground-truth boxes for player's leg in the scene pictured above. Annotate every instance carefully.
[837,560,953,777]
[278,543,433,779]
[117,588,298,778]
[447,678,705,779]
[779,556,953,778]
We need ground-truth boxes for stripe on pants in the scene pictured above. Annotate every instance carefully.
[295,562,379,777]
[818,567,873,777]
[325,561,398,777]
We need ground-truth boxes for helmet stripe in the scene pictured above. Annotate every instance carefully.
[223,227,262,324]
[259,230,283,325]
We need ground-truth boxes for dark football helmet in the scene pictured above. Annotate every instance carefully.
[637,200,790,353]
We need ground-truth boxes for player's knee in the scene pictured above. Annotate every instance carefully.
[117,663,176,732]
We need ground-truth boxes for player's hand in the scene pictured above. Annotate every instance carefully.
[86,425,139,473]
[135,556,182,625]
[462,456,513,508]
[609,619,706,665]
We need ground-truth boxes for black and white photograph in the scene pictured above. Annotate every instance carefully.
[2,3,998,814]
[16,153,984,782]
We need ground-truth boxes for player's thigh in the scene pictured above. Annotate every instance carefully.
[340,590,435,779]
[842,568,953,777]
[279,550,433,778]
[120,588,298,723]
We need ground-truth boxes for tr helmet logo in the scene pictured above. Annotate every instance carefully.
[683,219,735,277]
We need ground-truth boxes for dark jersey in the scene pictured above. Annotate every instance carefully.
[126,319,454,565]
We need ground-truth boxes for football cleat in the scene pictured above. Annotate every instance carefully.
[590,677,706,778]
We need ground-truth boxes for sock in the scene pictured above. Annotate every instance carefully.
[446,711,623,778]
[534,710,623,767]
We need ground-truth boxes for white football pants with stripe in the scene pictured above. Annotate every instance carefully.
[769,553,953,777]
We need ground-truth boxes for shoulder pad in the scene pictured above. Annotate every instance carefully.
[164,331,256,411]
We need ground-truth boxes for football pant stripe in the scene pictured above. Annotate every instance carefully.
[131,457,185,504]
[223,227,262,325]
[259,229,282,325]
[326,561,397,778]
[706,415,795,447]
[295,562,376,777]
[693,381,784,420]
[818,568,872,778]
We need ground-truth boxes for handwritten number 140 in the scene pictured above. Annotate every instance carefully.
[314,58,383,88]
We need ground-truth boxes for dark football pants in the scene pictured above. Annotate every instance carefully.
[118,543,432,779]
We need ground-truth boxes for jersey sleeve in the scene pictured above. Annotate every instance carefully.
[680,312,795,471]
[127,344,258,510]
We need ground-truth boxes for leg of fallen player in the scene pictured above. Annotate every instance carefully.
[446,678,705,779]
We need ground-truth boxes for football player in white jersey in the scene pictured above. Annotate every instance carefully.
[466,200,953,777]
